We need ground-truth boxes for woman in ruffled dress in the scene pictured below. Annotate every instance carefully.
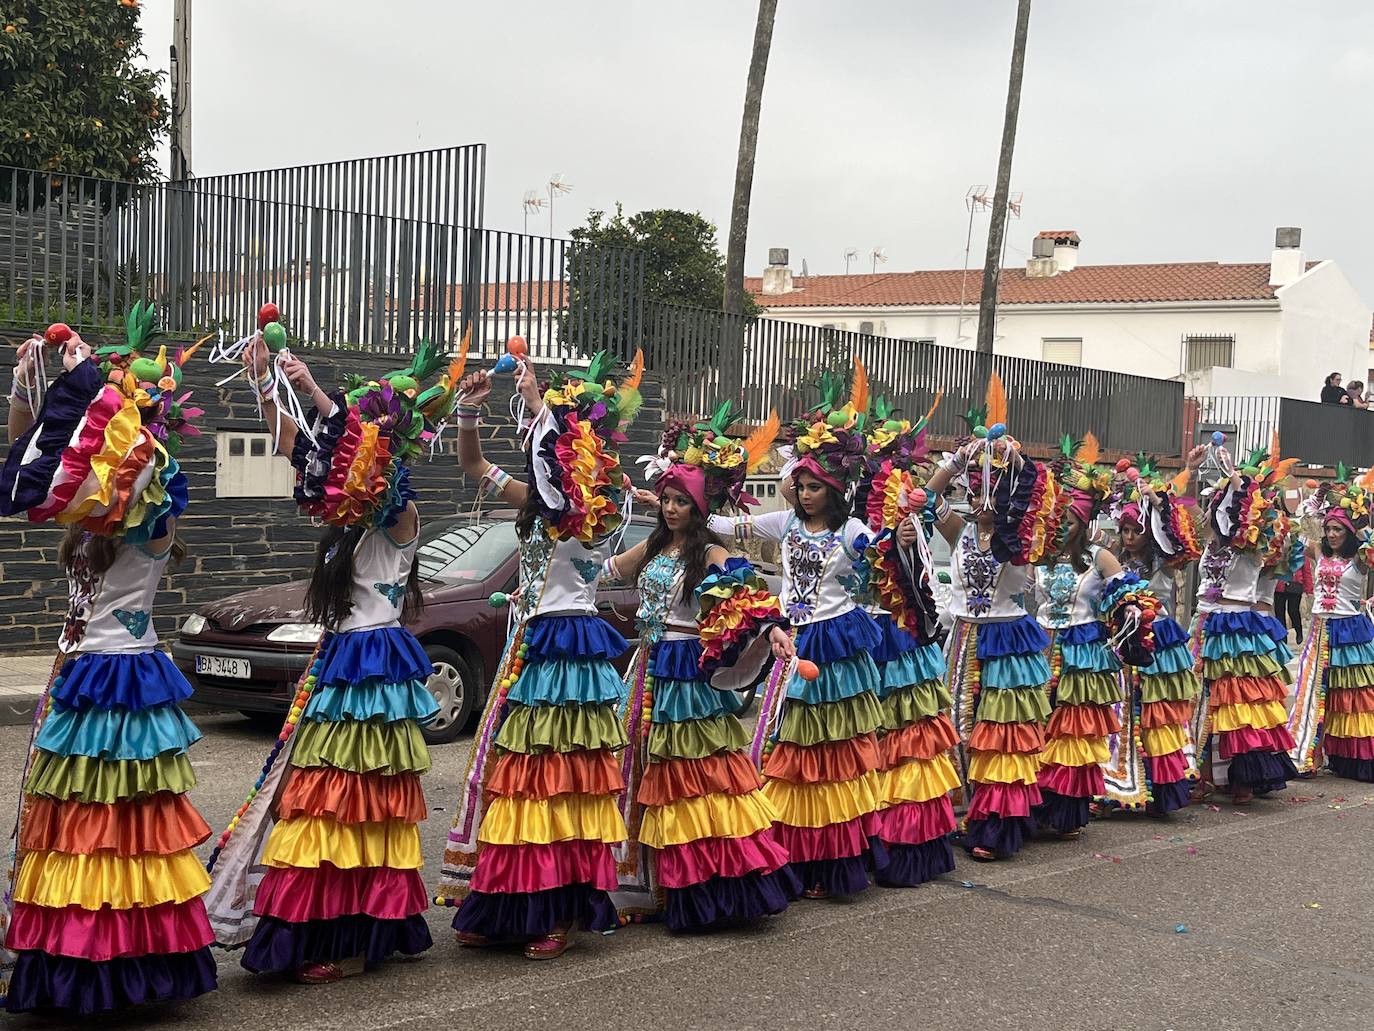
[1031,436,1159,838]
[433,353,641,959]
[709,368,895,898]
[918,375,1063,861]
[611,404,800,929]
[1288,470,1374,781]
[850,393,961,886]
[0,309,216,1013]
[1100,458,1202,816]
[1191,441,1300,803]
[207,339,462,983]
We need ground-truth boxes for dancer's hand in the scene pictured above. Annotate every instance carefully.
[769,626,795,661]
[515,359,543,416]
[896,516,920,547]
[458,370,491,407]
[60,334,91,372]
[633,488,660,509]
[1185,444,1207,471]
[242,335,269,379]
[13,336,41,387]
[280,356,318,396]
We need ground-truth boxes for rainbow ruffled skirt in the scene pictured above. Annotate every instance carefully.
[1036,622,1122,834]
[453,614,628,938]
[870,615,958,886]
[1292,613,1374,781]
[762,608,888,896]
[637,635,798,929]
[242,627,435,972]
[6,651,216,1014]
[949,615,1050,857]
[1202,610,1297,792]
[1123,616,1199,814]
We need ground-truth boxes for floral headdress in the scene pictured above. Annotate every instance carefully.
[787,360,870,496]
[958,372,1064,565]
[0,302,204,543]
[646,402,779,516]
[1109,453,1200,568]
[528,349,644,542]
[1051,431,1112,528]
[291,339,467,529]
[1302,462,1374,537]
[853,392,941,532]
[1206,432,1298,563]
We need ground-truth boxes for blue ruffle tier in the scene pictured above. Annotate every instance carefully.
[523,614,628,663]
[1057,621,1121,674]
[879,642,945,694]
[507,657,625,708]
[794,608,883,664]
[872,614,917,664]
[36,702,201,761]
[304,680,440,724]
[316,627,433,689]
[50,651,193,713]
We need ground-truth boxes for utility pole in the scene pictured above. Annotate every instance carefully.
[974,0,1032,381]
[169,0,192,180]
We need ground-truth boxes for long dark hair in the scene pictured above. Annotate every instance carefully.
[515,487,542,542]
[1063,515,1094,574]
[793,481,850,532]
[59,526,186,576]
[305,524,424,630]
[1321,525,1360,559]
[640,502,725,601]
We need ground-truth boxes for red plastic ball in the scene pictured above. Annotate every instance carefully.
[507,335,528,357]
[1115,458,1131,472]
[909,488,927,510]
[44,322,72,346]
[257,301,280,330]
[1126,467,1140,481]
[795,659,820,681]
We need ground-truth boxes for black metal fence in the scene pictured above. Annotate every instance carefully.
[647,299,1184,455]
[1187,394,1374,469]
[0,165,643,356]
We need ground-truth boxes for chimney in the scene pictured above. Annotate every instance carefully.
[1269,226,1305,287]
[1026,236,1055,278]
[761,247,793,296]
[1050,230,1080,272]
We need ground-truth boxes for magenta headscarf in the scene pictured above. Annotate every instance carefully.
[656,463,708,515]
[1117,501,1144,530]
[791,454,843,492]
[1324,508,1358,535]
[1068,489,1100,526]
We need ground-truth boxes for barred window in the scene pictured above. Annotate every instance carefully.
[1185,334,1236,372]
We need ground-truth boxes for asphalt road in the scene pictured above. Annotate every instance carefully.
[3,711,1371,1031]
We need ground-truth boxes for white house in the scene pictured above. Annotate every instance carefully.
[746,229,1372,402]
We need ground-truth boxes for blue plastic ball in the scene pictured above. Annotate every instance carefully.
[1210,430,1224,445]
[988,422,1006,439]
[493,354,518,374]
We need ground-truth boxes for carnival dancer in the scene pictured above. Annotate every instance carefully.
[0,309,216,1014]
[1101,457,1203,815]
[851,392,961,886]
[1031,436,1160,837]
[918,374,1064,861]
[433,352,641,960]
[206,336,464,983]
[611,404,800,930]
[1288,468,1374,781]
[1193,438,1300,803]
[709,366,892,898]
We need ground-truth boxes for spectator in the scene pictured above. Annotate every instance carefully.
[1349,380,1370,410]
[1273,548,1312,644]
[1322,372,1351,405]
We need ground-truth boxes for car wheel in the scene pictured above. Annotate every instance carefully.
[423,645,476,745]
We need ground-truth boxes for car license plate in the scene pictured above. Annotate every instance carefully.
[195,655,252,680]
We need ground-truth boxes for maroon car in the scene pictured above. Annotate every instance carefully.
[172,511,654,744]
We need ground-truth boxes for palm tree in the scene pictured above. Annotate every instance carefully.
[975,0,1033,379]
[720,0,777,399]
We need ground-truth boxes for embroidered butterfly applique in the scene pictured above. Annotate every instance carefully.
[113,608,151,639]
[374,581,406,606]
[572,558,601,584]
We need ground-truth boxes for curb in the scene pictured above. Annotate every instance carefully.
[0,695,235,728]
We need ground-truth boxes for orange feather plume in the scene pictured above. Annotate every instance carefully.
[742,410,780,473]
[1270,430,1281,464]
[921,391,944,427]
[180,332,216,365]
[1360,465,1374,490]
[1269,457,1299,483]
[620,348,644,392]
[1076,431,1101,467]
[985,371,1008,429]
[1169,468,1191,495]
[850,359,869,414]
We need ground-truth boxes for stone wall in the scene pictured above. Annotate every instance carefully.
[0,328,665,652]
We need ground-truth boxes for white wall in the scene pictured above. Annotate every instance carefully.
[1275,261,1371,396]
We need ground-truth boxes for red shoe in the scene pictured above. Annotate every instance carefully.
[802,884,830,900]
[295,956,365,984]
[970,847,999,862]
[524,932,574,960]
[455,931,492,947]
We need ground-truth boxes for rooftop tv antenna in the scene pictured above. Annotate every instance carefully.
[843,247,859,275]
[522,190,547,234]
[957,185,1021,344]
[546,173,574,236]
[870,247,888,274]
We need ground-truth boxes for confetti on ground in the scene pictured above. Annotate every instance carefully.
[1186,847,1199,856]
[960,880,979,889]
[1174,924,1188,934]
[1306,903,1323,909]
[1170,836,1185,843]
[1206,804,1221,812]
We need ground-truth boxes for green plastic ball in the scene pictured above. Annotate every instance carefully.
[973,425,988,439]
[129,356,164,383]
[826,411,847,427]
[262,321,288,351]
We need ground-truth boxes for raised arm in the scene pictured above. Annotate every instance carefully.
[7,334,44,442]
[453,368,528,508]
[241,336,299,458]
[924,443,972,547]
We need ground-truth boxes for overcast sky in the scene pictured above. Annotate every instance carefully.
[136,0,1374,302]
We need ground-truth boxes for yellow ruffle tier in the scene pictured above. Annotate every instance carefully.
[262,815,423,870]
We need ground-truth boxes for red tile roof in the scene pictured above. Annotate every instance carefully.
[1035,230,1080,243]
[746,261,1309,309]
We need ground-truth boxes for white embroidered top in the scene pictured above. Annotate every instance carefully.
[1313,555,1366,617]
[63,539,171,655]
[946,522,1033,622]
[710,511,866,627]
[1035,554,1107,631]
[337,528,419,633]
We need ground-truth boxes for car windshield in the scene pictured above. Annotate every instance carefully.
[416,519,517,584]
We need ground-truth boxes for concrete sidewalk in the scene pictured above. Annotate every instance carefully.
[0,653,59,726]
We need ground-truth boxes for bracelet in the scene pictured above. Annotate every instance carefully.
[455,405,481,431]
[934,498,952,522]
[939,455,965,476]
[254,369,276,397]
[480,464,512,498]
